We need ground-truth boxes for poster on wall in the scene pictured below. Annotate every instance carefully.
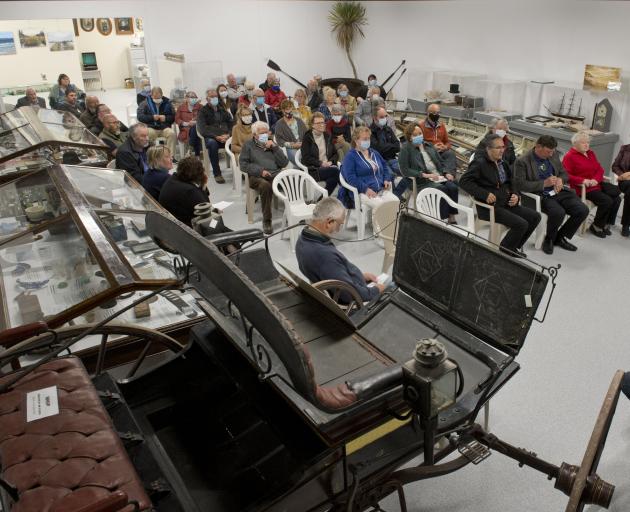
[0,32,17,56]
[18,29,46,48]
[47,31,75,52]
[115,18,134,36]
[583,64,622,92]
[97,18,112,36]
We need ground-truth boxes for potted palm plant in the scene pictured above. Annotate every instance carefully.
[328,1,367,80]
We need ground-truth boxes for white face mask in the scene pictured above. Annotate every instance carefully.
[241,115,252,124]
[495,129,507,138]
[372,94,380,101]
[377,117,387,127]
[153,98,163,105]
[219,90,228,98]
[332,115,342,123]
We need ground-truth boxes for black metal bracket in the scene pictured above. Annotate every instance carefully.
[117,431,144,447]
[534,264,560,323]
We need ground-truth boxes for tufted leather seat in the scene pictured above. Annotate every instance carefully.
[0,356,151,512]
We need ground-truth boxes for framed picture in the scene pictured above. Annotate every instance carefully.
[135,18,143,31]
[47,31,74,52]
[0,32,16,56]
[115,18,134,36]
[72,19,79,37]
[96,18,112,36]
[583,64,622,92]
[80,18,94,32]
[18,29,46,48]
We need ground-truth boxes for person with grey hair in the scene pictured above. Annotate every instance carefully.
[259,72,277,92]
[226,73,245,100]
[79,95,101,131]
[296,197,385,304]
[99,114,128,155]
[196,88,233,183]
[137,86,176,156]
[483,118,516,168]
[356,86,383,126]
[239,120,289,234]
[16,87,46,109]
[251,88,277,129]
[306,78,323,111]
[562,131,622,238]
[115,123,150,182]
[326,103,352,161]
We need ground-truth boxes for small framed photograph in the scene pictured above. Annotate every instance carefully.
[80,18,94,32]
[135,18,143,31]
[115,18,134,36]
[96,18,112,36]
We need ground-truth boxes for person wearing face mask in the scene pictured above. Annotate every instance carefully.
[274,99,307,165]
[356,86,383,126]
[301,112,341,197]
[238,81,256,108]
[264,78,287,112]
[325,104,351,162]
[116,123,150,183]
[79,96,100,131]
[136,78,152,106]
[137,86,177,156]
[357,74,386,102]
[239,121,289,234]
[306,79,323,111]
[216,83,236,118]
[99,114,128,156]
[231,106,254,161]
[250,88,278,130]
[296,197,385,305]
[336,83,357,121]
[175,91,202,155]
[419,104,458,173]
[338,126,399,213]
[461,134,540,258]
[142,145,174,201]
[370,106,401,179]
[196,89,233,183]
[293,88,312,125]
[481,118,516,169]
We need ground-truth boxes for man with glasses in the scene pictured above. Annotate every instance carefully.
[300,112,340,197]
[460,134,540,258]
[296,197,385,304]
[251,88,277,130]
[514,135,589,255]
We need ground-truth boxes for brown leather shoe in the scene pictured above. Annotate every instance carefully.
[214,175,226,184]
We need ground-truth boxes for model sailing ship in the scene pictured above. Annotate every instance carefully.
[545,91,586,122]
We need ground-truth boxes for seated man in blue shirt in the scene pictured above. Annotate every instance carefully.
[296,197,384,304]
[514,135,589,255]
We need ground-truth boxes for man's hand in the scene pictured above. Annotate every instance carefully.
[434,142,446,151]
[294,142,302,149]
[619,171,630,181]
[366,188,377,198]
[584,178,598,187]
[363,272,377,283]
[261,170,272,178]
[554,177,564,193]
[336,135,345,144]
[321,160,332,167]
[265,139,274,149]
[487,192,497,204]
[216,134,229,143]
[375,283,386,293]
[153,114,160,121]
[508,194,519,206]
[159,115,166,122]
[543,176,557,187]
[384,181,391,190]
[445,173,455,181]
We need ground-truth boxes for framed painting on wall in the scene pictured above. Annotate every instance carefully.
[47,31,74,52]
[115,18,134,36]
[80,18,95,32]
[96,18,112,36]
[0,32,16,56]
[18,29,46,48]
[136,18,143,31]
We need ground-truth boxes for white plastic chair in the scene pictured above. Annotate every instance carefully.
[126,102,137,126]
[372,200,399,272]
[416,188,475,234]
[272,169,327,250]
[339,171,371,240]
[473,201,508,245]
[201,137,231,179]
[224,137,243,196]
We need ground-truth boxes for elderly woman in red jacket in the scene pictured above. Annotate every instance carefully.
[611,141,630,236]
[562,131,621,238]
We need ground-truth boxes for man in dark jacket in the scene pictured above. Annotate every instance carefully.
[461,134,540,258]
[79,95,100,131]
[16,88,46,109]
[306,79,323,111]
[137,87,176,157]
[296,197,384,305]
[57,90,84,118]
[196,89,233,183]
[115,123,149,183]
[514,135,589,254]
[370,107,401,176]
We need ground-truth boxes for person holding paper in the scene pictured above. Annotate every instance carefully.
[296,197,385,305]
[514,135,589,255]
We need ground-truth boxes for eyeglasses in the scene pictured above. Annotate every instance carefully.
[313,121,325,125]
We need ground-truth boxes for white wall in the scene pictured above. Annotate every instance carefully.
[0,19,82,90]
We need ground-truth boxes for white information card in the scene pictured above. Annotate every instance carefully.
[26,386,60,422]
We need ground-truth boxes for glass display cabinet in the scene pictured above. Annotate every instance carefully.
[0,163,202,355]
[0,106,110,183]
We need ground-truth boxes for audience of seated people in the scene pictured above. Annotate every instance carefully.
[563,131,622,239]
[264,78,287,111]
[16,87,46,108]
[49,73,83,109]
[326,104,352,162]
[251,88,278,130]
[396,123,459,217]
[217,83,237,117]
[339,126,398,213]
[296,197,385,304]
[461,134,541,258]
[419,103,458,173]
[143,145,173,201]
[611,140,630,236]
[137,87,177,156]
[115,123,149,183]
[99,114,128,156]
[274,99,307,164]
[231,105,253,162]
[194,88,233,183]
[300,112,341,197]
[514,135,589,255]
[293,88,312,125]
[175,91,202,156]
[239,120,289,234]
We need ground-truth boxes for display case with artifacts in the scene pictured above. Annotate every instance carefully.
[0,106,109,183]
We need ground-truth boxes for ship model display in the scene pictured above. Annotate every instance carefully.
[544,91,586,123]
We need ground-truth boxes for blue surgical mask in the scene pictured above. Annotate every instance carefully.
[256,96,265,106]
[258,133,269,144]
[272,85,280,92]
[209,97,219,106]
[368,79,377,86]
[378,117,387,127]
[359,140,370,150]
[339,90,348,97]
[412,135,424,145]
[189,98,198,105]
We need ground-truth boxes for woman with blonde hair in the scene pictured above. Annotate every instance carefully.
[230,105,253,160]
[293,88,312,125]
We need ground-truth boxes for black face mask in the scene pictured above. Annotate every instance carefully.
[428,113,440,123]
[284,112,293,119]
